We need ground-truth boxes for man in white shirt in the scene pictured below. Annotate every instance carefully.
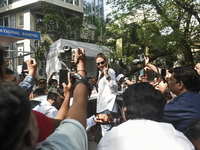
[98,82,194,150]
[33,85,64,118]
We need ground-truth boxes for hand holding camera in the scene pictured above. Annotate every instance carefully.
[22,58,37,78]
[75,47,86,72]
[59,47,86,89]
[132,54,145,65]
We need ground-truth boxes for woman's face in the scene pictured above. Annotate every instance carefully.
[96,57,105,71]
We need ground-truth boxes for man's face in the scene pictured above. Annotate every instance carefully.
[168,72,179,96]
[39,82,47,90]
[195,63,200,75]
[52,96,64,110]
[0,63,7,82]
[51,81,57,87]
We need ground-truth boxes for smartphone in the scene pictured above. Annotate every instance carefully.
[21,60,34,77]
[161,69,166,77]
[59,69,69,89]
[140,70,145,77]
[132,76,136,82]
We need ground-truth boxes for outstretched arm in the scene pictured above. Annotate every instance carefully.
[144,56,161,74]
[19,58,37,96]
[48,71,57,85]
[65,47,88,129]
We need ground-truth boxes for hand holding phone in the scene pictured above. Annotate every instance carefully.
[59,69,69,89]
[140,70,145,77]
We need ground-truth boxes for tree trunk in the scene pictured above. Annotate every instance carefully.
[183,43,194,67]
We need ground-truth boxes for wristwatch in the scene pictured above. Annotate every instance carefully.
[106,76,111,80]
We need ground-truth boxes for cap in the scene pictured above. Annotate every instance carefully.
[39,79,47,84]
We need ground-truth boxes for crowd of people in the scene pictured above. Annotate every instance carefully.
[1,44,200,150]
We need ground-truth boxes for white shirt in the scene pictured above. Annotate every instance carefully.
[97,68,118,113]
[98,119,195,150]
[40,119,88,150]
[86,115,96,132]
[33,100,58,118]
[33,99,96,131]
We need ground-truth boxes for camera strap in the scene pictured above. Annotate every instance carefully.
[59,58,91,98]
[72,73,91,98]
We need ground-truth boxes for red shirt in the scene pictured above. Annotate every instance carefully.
[32,110,53,142]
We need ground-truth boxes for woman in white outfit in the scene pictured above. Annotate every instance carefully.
[95,53,118,136]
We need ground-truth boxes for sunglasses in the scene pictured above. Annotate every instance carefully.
[96,61,105,66]
[39,80,46,84]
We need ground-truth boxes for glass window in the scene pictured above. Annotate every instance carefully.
[16,13,23,29]
[65,0,72,4]
[8,0,12,4]
[4,16,9,27]
[75,0,79,6]
[0,18,3,26]
[0,16,9,27]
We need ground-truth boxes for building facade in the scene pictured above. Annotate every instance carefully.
[0,0,84,75]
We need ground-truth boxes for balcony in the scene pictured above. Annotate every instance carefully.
[0,0,82,8]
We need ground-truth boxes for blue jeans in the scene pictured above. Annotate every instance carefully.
[100,109,113,136]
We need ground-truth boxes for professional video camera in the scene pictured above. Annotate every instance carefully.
[132,54,145,65]
[58,46,82,89]
[60,46,82,65]
[57,46,91,97]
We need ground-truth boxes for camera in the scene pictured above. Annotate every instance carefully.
[132,54,145,65]
[61,46,82,64]
[116,74,128,84]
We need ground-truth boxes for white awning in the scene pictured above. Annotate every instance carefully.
[47,38,109,59]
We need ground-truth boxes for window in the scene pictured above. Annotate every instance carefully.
[0,0,7,7]
[0,18,3,26]
[16,13,23,29]
[0,16,9,27]
[17,46,24,66]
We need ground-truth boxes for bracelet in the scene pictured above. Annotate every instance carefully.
[72,73,91,98]
[77,70,87,76]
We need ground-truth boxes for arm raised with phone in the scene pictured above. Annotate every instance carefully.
[41,47,89,150]
[64,47,88,128]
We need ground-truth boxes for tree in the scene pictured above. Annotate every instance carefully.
[105,0,200,76]
[38,4,83,40]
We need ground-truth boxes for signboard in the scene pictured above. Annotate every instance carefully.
[0,26,41,41]
[116,38,122,58]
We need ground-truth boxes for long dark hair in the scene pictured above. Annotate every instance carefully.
[95,53,111,90]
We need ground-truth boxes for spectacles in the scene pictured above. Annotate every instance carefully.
[96,61,105,66]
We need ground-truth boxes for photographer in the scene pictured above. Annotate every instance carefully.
[0,47,90,150]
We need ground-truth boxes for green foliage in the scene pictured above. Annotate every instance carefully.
[103,0,200,76]
[35,39,50,63]
[40,4,82,40]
